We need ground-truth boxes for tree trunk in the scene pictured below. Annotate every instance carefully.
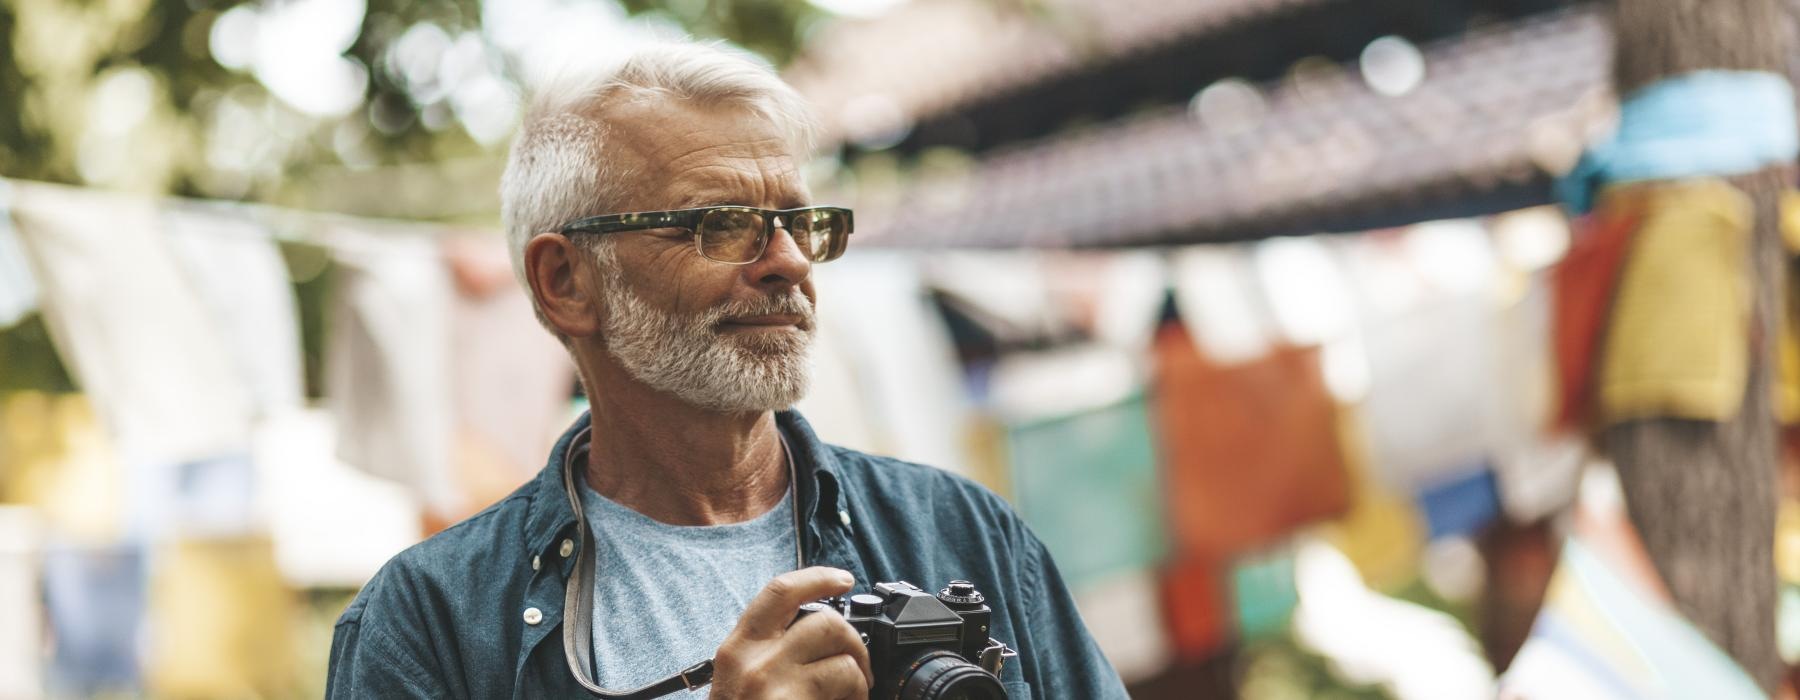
[1603,0,1791,691]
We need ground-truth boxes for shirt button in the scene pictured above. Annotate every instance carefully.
[523,607,544,626]
[531,555,541,571]
[559,539,575,558]
[839,510,852,527]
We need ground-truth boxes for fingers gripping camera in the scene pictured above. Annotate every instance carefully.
[794,580,1019,700]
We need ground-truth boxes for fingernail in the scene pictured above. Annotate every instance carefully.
[835,569,854,586]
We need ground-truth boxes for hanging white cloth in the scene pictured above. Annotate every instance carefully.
[1356,290,1498,488]
[1090,252,1169,354]
[0,181,42,328]
[925,251,1063,344]
[799,252,974,475]
[793,309,882,453]
[1486,274,1585,523]
[162,202,306,417]
[1038,251,1168,355]
[255,408,423,588]
[1342,226,1504,489]
[443,234,576,502]
[1169,245,1276,364]
[323,227,459,516]
[9,182,251,464]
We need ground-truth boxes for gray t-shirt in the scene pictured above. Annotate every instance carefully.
[579,479,798,697]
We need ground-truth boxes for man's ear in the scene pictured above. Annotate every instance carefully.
[524,233,604,339]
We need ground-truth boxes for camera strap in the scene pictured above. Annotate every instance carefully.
[559,427,804,698]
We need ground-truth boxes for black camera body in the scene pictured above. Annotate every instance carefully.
[799,580,1017,700]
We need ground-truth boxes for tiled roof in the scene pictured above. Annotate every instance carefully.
[851,6,1615,247]
[784,0,1324,146]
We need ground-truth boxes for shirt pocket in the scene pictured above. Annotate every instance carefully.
[1004,680,1032,698]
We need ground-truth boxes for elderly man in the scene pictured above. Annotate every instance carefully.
[327,41,1125,700]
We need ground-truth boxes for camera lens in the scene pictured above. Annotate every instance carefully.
[896,650,1007,700]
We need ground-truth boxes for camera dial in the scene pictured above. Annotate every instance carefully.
[936,581,985,608]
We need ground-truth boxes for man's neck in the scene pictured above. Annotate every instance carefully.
[580,364,791,527]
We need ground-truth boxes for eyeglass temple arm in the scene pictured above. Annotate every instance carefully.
[560,211,697,235]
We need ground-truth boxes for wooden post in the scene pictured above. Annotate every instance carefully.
[1603,0,1792,691]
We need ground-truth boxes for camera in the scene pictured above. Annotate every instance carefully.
[796,579,1018,700]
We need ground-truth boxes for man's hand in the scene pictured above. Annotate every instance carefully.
[709,567,874,699]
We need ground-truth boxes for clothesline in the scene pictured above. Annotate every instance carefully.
[0,174,1577,514]
[0,178,500,262]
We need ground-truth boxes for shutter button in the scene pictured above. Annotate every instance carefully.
[559,539,575,558]
[523,607,544,626]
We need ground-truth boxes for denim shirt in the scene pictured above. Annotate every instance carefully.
[327,410,1127,699]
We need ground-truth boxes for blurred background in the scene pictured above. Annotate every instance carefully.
[3,0,1800,697]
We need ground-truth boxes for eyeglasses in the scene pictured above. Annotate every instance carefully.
[558,205,854,265]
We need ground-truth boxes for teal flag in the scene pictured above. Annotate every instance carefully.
[1007,394,1166,589]
[1230,548,1298,640]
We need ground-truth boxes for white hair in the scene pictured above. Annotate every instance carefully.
[500,40,821,312]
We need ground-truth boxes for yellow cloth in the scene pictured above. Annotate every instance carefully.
[1777,499,1800,585]
[1320,408,1425,591]
[1591,184,1800,424]
[1779,191,1800,424]
[1599,179,1753,425]
[1781,190,1800,253]
[147,537,298,698]
[0,392,122,541]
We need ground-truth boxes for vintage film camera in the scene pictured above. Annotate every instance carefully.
[796,580,1018,700]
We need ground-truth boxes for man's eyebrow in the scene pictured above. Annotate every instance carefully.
[673,194,739,209]
[669,192,809,210]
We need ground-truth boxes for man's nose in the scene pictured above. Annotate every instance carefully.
[744,218,811,290]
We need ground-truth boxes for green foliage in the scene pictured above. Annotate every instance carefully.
[280,239,335,399]
[617,0,820,65]
[0,2,49,179]
[1239,634,1394,700]
[0,314,75,394]
[0,0,827,197]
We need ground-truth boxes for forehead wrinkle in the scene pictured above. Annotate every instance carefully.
[667,158,807,212]
[659,136,791,173]
[602,98,808,211]
[610,100,771,155]
[671,164,784,208]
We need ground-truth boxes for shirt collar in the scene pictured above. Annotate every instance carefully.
[524,409,846,558]
[775,409,847,534]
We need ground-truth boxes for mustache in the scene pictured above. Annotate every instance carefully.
[703,291,815,330]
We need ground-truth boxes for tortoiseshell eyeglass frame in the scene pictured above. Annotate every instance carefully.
[557,205,854,265]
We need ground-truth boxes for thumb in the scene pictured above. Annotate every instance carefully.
[734,566,856,640]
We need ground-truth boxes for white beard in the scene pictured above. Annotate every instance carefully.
[600,271,815,413]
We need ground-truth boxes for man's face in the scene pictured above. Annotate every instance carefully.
[590,96,818,413]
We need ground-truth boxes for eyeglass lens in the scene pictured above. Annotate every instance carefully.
[696,208,848,264]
